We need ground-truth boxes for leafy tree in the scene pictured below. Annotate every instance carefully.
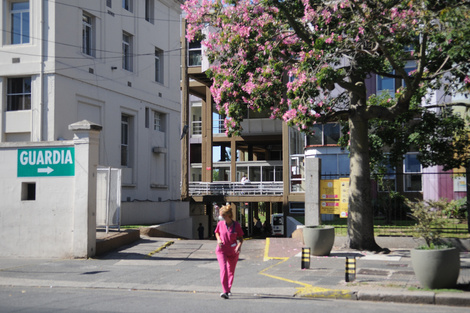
[183,0,470,251]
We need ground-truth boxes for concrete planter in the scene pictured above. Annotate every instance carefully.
[411,247,460,289]
[303,226,335,256]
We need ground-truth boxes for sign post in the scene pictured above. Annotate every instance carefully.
[17,147,75,177]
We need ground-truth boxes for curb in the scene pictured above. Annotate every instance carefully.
[356,290,434,305]
[298,289,470,307]
[297,289,357,300]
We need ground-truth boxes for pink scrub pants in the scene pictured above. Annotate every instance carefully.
[216,248,239,294]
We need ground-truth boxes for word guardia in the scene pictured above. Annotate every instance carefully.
[19,149,73,166]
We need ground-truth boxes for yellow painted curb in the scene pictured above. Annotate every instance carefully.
[147,240,174,257]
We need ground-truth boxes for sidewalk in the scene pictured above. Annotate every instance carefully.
[266,237,470,306]
[0,235,469,307]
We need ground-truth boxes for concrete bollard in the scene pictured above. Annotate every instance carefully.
[301,247,311,269]
[345,256,356,282]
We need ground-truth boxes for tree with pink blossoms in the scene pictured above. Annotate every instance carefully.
[182,0,470,251]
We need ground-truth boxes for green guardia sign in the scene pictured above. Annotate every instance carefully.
[17,147,75,177]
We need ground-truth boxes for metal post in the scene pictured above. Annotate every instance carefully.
[105,167,111,234]
[345,256,356,282]
[301,247,311,269]
[466,160,470,234]
[181,18,189,200]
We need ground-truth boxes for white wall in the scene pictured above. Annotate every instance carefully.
[0,143,75,257]
[0,120,100,258]
[121,200,190,225]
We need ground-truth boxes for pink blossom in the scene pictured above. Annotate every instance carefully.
[283,109,297,122]
[242,81,257,94]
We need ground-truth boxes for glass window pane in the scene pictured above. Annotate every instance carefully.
[307,124,323,145]
[189,41,201,49]
[405,174,422,191]
[404,154,421,173]
[275,166,283,181]
[7,95,19,111]
[8,78,22,93]
[249,167,261,182]
[12,13,21,44]
[262,166,274,182]
[23,95,31,110]
[213,167,230,181]
[377,75,394,91]
[237,166,248,182]
[189,50,201,66]
[22,11,29,43]
[324,124,340,145]
[12,2,29,10]
[121,146,128,166]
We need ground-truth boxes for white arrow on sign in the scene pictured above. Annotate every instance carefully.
[37,167,54,175]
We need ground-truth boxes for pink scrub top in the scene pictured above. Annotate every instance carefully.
[215,220,244,255]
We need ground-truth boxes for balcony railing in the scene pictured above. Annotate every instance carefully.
[191,121,202,135]
[189,181,284,196]
[213,119,225,134]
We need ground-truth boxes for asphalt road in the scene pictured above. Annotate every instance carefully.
[1,285,469,313]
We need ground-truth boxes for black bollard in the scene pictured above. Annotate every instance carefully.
[345,256,356,282]
[301,247,311,269]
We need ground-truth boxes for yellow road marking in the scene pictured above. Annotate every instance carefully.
[261,238,352,298]
[147,240,174,257]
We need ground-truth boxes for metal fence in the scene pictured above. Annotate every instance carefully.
[324,171,469,237]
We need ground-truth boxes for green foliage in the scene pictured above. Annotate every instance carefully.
[340,106,470,174]
[406,198,458,248]
[442,197,468,221]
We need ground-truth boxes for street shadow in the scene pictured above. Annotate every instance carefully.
[80,271,110,275]
[228,294,326,302]
[328,252,364,258]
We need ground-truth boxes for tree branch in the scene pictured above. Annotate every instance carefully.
[274,0,312,45]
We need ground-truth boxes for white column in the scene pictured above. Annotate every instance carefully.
[69,120,102,258]
[305,157,321,226]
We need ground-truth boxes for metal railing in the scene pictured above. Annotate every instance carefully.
[191,121,202,135]
[189,181,284,196]
[213,119,225,134]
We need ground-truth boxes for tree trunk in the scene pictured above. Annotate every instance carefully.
[347,103,382,251]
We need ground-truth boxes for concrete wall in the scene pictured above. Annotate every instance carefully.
[121,201,190,225]
[0,121,101,258]
[152,214,208,239]
[0,142,75,257]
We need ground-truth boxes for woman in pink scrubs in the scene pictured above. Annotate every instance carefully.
[215,204,244,299]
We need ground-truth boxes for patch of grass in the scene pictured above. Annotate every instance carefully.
[120,225,152,229]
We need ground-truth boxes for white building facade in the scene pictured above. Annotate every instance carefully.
[0,0,184,219]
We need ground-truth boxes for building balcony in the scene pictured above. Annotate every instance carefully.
[189,181,283,196]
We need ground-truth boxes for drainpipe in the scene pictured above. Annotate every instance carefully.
[38,0,45,141]
[181,17,189,200]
